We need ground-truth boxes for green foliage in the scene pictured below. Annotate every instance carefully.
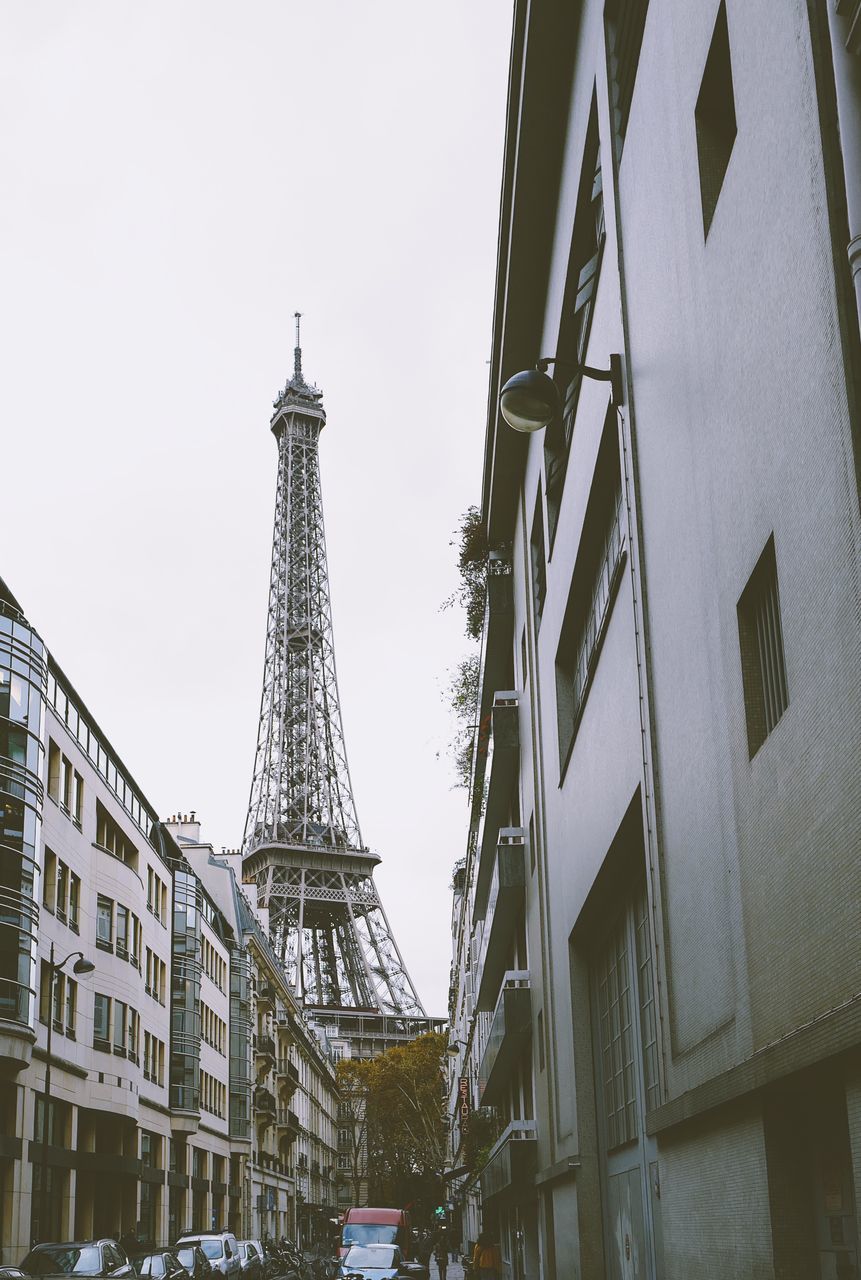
[361,1032,448,1209]
[443,506,489,641]
[443,653,480,790]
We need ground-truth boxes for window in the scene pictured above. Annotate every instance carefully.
[72,771,84,827]
[555,413,625,769]
[56,862,68,922]
[94,992,110,1046]
[128,1008,139,1062]
[143,1030,166,1086]
[147,867,168,923]
[68,872,80,930]
[96,896,113,949]
[116,904,129,958]
[42,849,57,912]
[337,1154,350,1171]
[65,977,77,1038]
[38,961,51,1025]
[737,535,788,757]
[47,740,61,803]
[695,1,737,237]
[113,999,127,1055]
[530,493,547,632]
[545,102,605,540]
[96,799,139,870]
[606,0,650,153]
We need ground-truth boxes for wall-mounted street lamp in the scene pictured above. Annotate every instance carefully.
[38,944,96,1242]
[500,353,623,433]
[446,1040,468,1058]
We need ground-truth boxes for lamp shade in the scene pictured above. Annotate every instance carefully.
[499,367,562,432]
[72,957,96,976]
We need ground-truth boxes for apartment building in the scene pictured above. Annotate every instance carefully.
[0,581,338,1260]
[447,2,861,1278]
[174,831,340,1249]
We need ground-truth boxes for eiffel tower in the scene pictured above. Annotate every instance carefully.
[243,316,429,1041]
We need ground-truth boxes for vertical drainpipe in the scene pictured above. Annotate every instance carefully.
[825,4,861,326]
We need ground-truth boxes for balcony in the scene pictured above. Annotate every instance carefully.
[254,1086,277,1128]
[473,692,520,919]
[479,1121,537,1204]
[474,833,526,1013]
[277,1106,301,1137]
[478,972,532,1106]
[277,1057,300,1095]
[257,983,276,1011]
[256,1035,277,1067]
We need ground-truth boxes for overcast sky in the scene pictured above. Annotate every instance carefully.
[1,3,511,1015]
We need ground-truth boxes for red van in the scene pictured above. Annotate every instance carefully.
[339,1208,413,1260]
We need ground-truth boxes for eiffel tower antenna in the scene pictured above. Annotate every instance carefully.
[243,317,426,1022]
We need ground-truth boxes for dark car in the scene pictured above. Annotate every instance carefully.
[234,1248,261,1280]
[173,1248,211,1280]
[20,1242,133,1278]
[0,1269,28,1279]
[129,1255,186,1280]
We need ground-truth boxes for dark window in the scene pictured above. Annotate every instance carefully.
[93,992,110,1045]
[96,895,113,949]
[737,535,788,757]
[545,101,606,544]
[555,412,625,771]
[606,0,650,152]
[537,1008,545,1072]
[695,2,736,237]
[530,494,547,632]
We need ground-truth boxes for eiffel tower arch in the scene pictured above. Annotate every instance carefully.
[243,317,442,1058]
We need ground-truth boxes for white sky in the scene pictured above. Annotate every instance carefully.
[0,2,512,1016]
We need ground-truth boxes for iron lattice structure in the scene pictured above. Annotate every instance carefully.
[243,319,425,1019]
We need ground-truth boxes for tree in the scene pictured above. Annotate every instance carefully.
[363,1032,448,1211]
[335,1057,374,1206]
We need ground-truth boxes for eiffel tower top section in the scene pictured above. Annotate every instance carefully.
[243,314,364,857]
[271,312,326,426]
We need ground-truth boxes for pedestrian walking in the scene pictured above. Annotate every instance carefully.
[471,1232,501,1280]
[434,1242,448,1280]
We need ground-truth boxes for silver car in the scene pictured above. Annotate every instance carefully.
[173,1236,240,1280]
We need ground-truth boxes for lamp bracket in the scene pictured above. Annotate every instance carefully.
[537,353,623,404]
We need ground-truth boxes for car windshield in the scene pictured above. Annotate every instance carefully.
[344,1247,397,1269]
[175,1252,195,1269]
[21,1248,103,1276]
[197,1244,223,1262]
[343,1228,398,1249]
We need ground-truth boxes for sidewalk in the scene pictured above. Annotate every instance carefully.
[431,1261,465,1280]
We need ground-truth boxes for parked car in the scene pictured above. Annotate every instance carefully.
[129,1254,186,1280]
[234,1247,261,1280]
[20,1243,133,1278]
[0,1268,28,1278]
[172,1236,240,1280]
[173,1247,211,1280]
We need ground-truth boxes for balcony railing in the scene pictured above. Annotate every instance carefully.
[479,972,532,1106]
[479,1121,537,1204]
[474,833,526,1013]
[473,692,520,919]
[254,1086,277,1120]
[277,1107,301,1134]
[256,1035,277,1062]
[277,1058,300,1089]
[257,983,276,1010]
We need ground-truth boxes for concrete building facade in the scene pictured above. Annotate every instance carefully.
[447,2,861,1278]
[0,581,339,1261]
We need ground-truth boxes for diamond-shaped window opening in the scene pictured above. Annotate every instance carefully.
[695,2,737,237]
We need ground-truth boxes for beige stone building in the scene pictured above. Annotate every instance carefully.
[0,581,338,1262]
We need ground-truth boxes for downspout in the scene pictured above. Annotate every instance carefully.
[826,2,861,325]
